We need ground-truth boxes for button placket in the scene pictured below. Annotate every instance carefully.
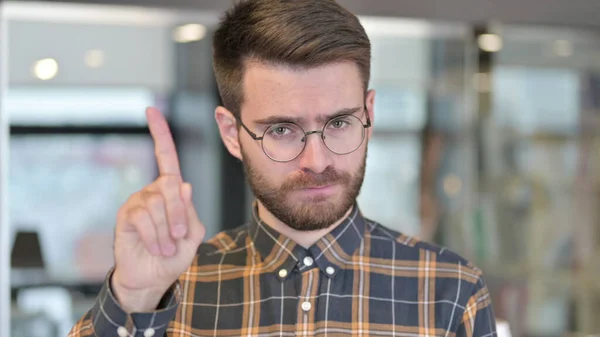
[301,301,312,312]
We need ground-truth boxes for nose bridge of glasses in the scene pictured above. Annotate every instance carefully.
[301,129,325,143]
[298,128,331,166]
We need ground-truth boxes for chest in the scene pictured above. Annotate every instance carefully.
[168,268,461,336]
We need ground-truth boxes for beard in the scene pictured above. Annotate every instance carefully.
[242,146,367,232]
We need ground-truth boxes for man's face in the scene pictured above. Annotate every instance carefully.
[226,61,374,231]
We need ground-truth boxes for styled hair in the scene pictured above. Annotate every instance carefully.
[212,0,371,117]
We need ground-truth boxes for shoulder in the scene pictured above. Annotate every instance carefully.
[367,221,496,330]
[193,224,251,264]
[366,218,484,282]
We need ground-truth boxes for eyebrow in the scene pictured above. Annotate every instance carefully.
[253,106,364,125]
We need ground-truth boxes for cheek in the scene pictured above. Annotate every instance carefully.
[239,133,262,157]
[245,144,292,182]
[335,149,365,172]
[265,163,290,184]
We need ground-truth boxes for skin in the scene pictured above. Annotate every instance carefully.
[215,61,375,247]
[111,60,375,313]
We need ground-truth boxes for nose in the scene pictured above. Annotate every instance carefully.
[297,132,331,174]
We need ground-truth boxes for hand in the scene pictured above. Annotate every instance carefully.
[111,107,205,312]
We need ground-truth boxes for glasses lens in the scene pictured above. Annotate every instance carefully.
[323,115,365,154]
[262,123,305,161]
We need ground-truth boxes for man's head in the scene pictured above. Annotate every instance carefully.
[213,0,374,231]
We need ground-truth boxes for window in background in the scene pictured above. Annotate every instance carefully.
[10,134,157,285]
[5,2,221,336]
[7,86,158,126]
[6,1,176,289]
[8,84,163,285]
[357,18,475,240]
[481,25,600,337]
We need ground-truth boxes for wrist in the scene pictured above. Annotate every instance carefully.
[110,271,169,313]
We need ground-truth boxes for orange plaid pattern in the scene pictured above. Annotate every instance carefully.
[69,203,496,337]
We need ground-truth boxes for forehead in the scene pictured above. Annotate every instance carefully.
[241,61,364,120]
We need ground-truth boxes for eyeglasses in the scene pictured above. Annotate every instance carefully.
[236,105,371,162]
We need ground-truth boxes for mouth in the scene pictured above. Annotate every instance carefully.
[302,184,333,190]
[295,184,337,198]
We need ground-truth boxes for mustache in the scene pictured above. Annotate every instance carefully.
[280,166,351,190]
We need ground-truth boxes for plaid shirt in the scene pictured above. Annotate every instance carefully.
[69,203,496,337]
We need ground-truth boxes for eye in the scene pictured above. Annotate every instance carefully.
[331,120,347,128]
[329,118,351,129]
[266,124,297,138]
[272,126,289,135]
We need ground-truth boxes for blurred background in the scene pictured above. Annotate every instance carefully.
[1,0,599,336]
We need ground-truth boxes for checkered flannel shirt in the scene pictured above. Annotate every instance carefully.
[69,203,496,336]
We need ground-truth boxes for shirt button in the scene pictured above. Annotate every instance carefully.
[144,328,156,337]
[278,269,288,278]
[301,301,312,311]
[303,256,314,267]
[117,326,128,337]
[326,266,335,275]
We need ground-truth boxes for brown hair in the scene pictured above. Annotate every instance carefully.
[212,0,371,118]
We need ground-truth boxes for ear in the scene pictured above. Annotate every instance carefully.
[365,89,376,140]
[215,106,242,160]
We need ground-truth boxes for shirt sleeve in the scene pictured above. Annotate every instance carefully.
[455,274,498,337]
[67,268,181,337]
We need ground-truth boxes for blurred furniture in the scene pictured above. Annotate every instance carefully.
[16,287,74,337]
[10,230,49,287]
[11,231,76,336]
[11,309,59,337]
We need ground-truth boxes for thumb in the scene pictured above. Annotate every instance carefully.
[180,182,205,245]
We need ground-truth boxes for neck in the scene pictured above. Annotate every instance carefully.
[256,201,352,248]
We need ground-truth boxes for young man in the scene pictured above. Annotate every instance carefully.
[69,0,496,336]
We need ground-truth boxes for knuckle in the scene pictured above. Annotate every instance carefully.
[127,206,149,224]
[116,206,128,222]
[156,175,177,191]
[144,192,164,212]
[118,193,141,219]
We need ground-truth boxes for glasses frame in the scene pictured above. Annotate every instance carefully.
[236,105,372,162]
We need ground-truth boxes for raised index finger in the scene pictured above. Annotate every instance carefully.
[146,107,182,177]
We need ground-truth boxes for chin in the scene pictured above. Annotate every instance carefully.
[281,196,351,232]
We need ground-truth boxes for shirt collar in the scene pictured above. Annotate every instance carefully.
[247,200,367,279]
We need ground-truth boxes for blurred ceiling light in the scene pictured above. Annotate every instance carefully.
[473,72,491,93]
[6,2,175,26]
[552,39,573,57]
[172,23,206,43]
[443,174,462,197]
[33,58,58,80]
[359,16,469,39]
[85,49,106,68]
[478,34,503,52]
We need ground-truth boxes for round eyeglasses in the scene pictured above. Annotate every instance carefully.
[236,106,371,162]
